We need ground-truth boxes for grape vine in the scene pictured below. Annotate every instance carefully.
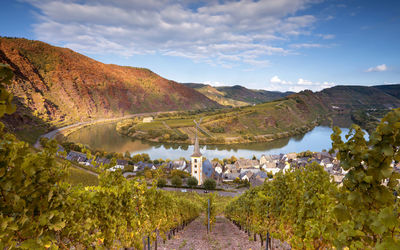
[225,108,400,249]
[0,66,201,249]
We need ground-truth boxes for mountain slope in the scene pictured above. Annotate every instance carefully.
[373,84,400,100]
[316,85,400,110]
[184,83,293,107]
[117,85,400,144]
[117,90,331,144]
[183,83,249,107]
[0,37,220,127]
[216,85,293,105]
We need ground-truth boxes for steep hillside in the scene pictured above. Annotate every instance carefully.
[184,83,293,107]
[316,85,400,110]
[373,84,400,99]
[0,37,220,128]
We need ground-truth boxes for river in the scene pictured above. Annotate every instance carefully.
[66,123,364,160]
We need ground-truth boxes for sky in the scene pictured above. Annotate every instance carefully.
[1,0,399,92]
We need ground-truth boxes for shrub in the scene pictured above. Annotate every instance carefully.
[186,177,198,188]
[157,178,167,188]
[203,178,216,190]
[171,175,182,187]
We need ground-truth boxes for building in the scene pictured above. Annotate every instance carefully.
[142,117,153,123]
[191,134,203,185]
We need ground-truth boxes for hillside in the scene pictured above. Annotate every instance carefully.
[184,83,293,107]
[373,84,400,99]
[183,83,248,107]
[0,37,220,134]
[116,90,330,144]
[217,85,293,105]
[316,85,400,110]
[117,83,400,144]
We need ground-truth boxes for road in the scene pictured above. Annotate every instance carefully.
[34,111,175,149]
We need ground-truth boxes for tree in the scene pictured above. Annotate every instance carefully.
[157,178,167,188]
[186,177,198,188]
[170,169,190,178]
[203,179,216,190]
[124,151,131,159]
[144,169,153,180]
[171,175,182,187]
[229,156,238,164]
[141,153,150,162]
[132,154,144,163]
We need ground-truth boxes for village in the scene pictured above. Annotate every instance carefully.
[59,135,400,191]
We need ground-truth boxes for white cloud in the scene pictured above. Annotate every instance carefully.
[24,0,326,67]
[270,75,292,85]
[366,64,388,72]
[290,43,325,49]
[317,34,335,39]
[203,81,227,87]
[268,75,335,92]
[297,78,313,85]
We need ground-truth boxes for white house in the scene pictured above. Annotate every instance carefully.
[212,162,223,175]
[143,117,153,123]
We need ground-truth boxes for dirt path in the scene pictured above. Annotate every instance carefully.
[156,216,290,250]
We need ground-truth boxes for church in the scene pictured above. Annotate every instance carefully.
[189,125,216,185]
[190,134,204,185]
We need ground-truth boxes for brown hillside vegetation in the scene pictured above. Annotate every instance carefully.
[0,37,220,127]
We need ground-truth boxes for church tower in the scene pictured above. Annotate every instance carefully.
[191,133,203,185]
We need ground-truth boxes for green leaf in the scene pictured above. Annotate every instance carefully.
[381,168,392,178]
[39,215,48,226]
[363,175,373,183]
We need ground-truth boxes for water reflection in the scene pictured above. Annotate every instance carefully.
[67,122,357,160]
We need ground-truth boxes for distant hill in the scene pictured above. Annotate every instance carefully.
[316,85,400,110]
[0,37,221,129]
[373,84,400,100]
[119,84,400,145]
[184,83,293,107]
[117,89,331,144]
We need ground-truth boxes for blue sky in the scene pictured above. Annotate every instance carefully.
[1,0,399,92]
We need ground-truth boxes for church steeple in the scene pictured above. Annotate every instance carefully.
[192,135,202,157]
[191,122,203,185]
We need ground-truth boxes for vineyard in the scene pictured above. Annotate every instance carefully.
[0,131,203,249]
[225,109,400,249]
[1,65,400,249]
[1,66,202,249]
